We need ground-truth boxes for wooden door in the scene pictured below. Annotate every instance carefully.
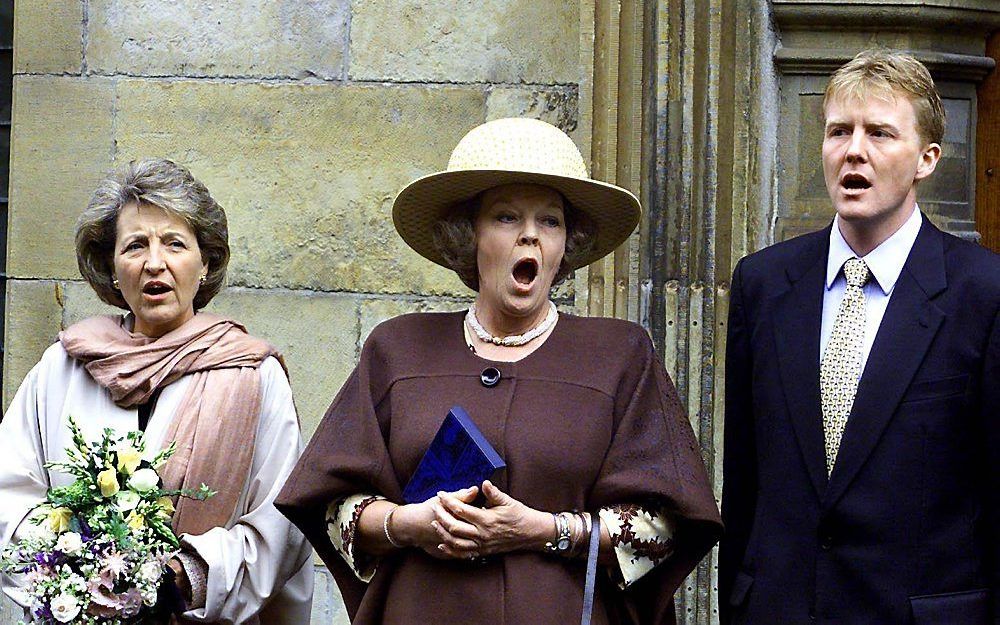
[977,31,1000,253]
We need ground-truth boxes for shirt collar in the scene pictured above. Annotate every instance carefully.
[826,206,922,295]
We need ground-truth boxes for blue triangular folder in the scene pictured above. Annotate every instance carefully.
[402,406,506,504]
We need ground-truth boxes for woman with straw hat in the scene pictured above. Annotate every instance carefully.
[276,118,721,624]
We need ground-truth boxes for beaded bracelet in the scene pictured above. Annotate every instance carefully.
[383,505,403,548]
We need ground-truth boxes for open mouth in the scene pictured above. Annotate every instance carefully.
[142,281,172,296]
[512,258,538,286]
[841,172,872,191]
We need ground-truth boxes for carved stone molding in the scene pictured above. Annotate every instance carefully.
[772,1,1000,80]
[774,48,996,81]
[773,1,1000,36]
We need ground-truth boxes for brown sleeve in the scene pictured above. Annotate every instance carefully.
[588,325,722,623]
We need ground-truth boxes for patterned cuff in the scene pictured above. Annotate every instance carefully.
[600,503,677,589]
[174,550,209,609]
[327,493,386,583]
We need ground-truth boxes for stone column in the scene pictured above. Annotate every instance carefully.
[642,1,778,622]
[585,0,646,321]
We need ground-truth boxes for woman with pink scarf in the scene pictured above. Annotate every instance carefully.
[0,159,313,624]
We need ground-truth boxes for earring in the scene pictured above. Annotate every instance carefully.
[199,274,207,284]
[112,277,120,290]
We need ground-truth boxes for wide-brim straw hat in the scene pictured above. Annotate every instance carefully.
[392,117,641,272]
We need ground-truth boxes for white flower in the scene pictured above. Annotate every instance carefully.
[127,468,159,492]
[49,593,81,623]
[102,551,128,577]
[54,532,83,555]
[24,519,55,542]
[139,560,163,583]
[141,587,159,606]
[115,490,141,512]
[25,567,53,585]
[67,573,87,593]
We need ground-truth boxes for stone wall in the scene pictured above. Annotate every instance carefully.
[3,1,592,622]
[5,0,591,426]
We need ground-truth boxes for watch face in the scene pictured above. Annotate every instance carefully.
[557,538,571,551]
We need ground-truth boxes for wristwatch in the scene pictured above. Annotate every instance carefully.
[544,512,572,554]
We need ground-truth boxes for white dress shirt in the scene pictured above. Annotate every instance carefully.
[820,206,923,375]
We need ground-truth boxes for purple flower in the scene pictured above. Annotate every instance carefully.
[78,518,94,542]
[33,602,54,623]
[34,551,65,567]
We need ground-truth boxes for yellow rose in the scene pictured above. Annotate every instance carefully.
[126,511,145,531]
[115,446,142,475]
[47,507,72,534]
[156,496,175,518]
[96,468,120,498]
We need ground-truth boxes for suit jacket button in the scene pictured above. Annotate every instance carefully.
[820,534,834,550]
[481,367,501,387]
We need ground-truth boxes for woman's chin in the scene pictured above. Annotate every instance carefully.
[496,293,548,320]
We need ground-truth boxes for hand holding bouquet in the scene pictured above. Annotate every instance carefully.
[0,416,214,624]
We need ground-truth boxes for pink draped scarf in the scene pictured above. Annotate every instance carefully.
[59,312,285,537]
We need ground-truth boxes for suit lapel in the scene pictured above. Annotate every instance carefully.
[823,218,947,508]
[772,229,830,499]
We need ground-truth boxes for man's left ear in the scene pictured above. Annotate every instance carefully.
[915,143,942,181]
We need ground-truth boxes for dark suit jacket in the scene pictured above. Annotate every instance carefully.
[719,217,1000,625]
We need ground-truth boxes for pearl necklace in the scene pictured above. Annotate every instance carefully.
[466,301,558,347]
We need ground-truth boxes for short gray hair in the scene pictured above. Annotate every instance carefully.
[432,192,596,291]
[76,158,230,310]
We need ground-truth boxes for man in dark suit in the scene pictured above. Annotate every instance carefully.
[720,49,1000,624]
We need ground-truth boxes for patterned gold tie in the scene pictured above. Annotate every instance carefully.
[821,257,871,476]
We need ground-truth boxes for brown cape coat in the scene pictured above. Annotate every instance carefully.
[276,312,721,624]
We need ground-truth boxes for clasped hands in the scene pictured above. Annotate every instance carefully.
[390,480,549,560]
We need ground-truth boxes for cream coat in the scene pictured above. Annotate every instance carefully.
[0,343,313,624]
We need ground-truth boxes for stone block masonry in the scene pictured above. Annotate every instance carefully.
[4,3,591,621]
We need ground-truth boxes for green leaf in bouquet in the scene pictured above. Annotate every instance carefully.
[156,482,216,502]
[104,514,132,543]
[43,458,94,482]
[194,483,216,501]
[150,441,176,470]
[65,414,95,457]
[146,514,179,548]
[47,479,100,508]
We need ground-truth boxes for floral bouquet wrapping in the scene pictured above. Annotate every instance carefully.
[0,416,213,624]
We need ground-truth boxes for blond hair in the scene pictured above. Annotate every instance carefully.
[824,49,945,146]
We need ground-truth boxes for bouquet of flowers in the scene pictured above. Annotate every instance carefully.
[0,416,214,624]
